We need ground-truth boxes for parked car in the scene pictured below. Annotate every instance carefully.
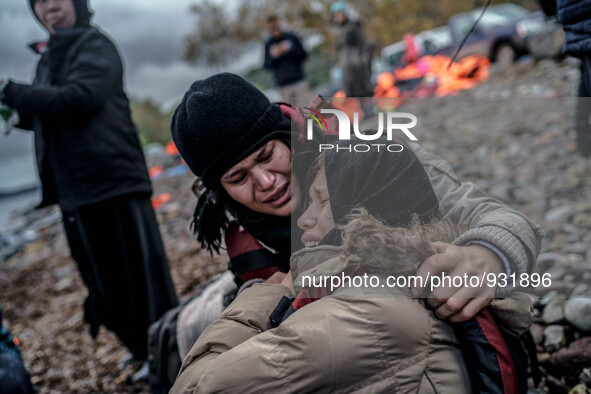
[444,3,551,64]
[379,3,558,70]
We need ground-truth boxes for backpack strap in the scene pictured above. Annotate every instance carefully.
[475,309,520,393]
[225,222,288,286]
[454,308,525,394]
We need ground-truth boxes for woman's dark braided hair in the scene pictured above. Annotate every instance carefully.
[191,187,231,254]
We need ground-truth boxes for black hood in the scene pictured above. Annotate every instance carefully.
[29,0,92,31]
[320,138,440,246]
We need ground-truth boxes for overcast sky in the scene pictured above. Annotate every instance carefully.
[0,0,262,109]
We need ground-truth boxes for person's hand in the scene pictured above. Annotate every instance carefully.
[265,271,287,284]
[411,242,504,323]
[270,44,281,58]
[280,270,294,294]
[278,40,291,55]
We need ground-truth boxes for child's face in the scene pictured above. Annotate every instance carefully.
[297,168,335,247]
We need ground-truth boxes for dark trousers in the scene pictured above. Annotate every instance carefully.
[62,195,178,359]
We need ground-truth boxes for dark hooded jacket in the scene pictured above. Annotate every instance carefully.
[2,0,151,210]
[557,0,591,57]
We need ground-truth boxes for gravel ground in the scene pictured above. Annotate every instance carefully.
[0,171,226,393]
[1,56,590,393]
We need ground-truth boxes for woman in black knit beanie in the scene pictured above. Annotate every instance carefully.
[171,73,302,276]
[167,74,307,385]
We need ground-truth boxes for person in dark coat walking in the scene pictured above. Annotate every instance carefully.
[0,0,178,366]
[556,0,591,156]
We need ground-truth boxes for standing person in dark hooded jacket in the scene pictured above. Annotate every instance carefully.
[0,0,178,371]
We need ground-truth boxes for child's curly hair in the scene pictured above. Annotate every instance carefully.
[340,208,466,277]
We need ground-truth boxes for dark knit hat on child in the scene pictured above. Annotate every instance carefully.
[171,73,291,188]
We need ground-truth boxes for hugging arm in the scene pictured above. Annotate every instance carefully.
[411,144,543,319]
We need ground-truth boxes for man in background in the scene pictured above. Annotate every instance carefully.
[264,14,311,102]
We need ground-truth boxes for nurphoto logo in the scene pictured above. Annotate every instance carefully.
[305,108,419,153]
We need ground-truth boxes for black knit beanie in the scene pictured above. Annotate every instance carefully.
[319,138,440,246]
[171,73,291,188]
[29,0,92,28]
[325,139,439,226]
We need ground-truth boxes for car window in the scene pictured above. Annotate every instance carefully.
[451,4,530,38]
[478,12,511,29]
[422,38,437,53]
[451,16,474,41]
[387,50,404,66]
[490,4,529,19]
[474,4,530,29]
[381,42,405,66]
[432,30,452,47]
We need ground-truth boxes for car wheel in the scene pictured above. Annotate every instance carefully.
[495,43,516,66]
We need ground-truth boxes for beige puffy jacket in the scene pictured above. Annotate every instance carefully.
[172,246,532,393]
